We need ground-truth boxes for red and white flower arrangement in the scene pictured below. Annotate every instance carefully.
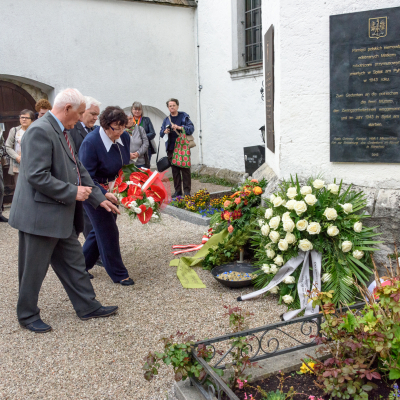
[111,165,170,224]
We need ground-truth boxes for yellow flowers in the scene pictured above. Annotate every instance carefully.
[299,362,315,374]
[253,186,263,195]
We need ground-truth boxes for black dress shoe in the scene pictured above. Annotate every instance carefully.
[21,319,52,333]
[88,273,94,279]
[0,215,8,222]
[80,306,119,321]
[118,277,134,286]
[171,192,182,199]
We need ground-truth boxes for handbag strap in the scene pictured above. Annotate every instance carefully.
[156,130,163,162]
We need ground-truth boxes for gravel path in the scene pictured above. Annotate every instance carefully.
[0,184,293,400]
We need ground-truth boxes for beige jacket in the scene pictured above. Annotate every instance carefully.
[5,125,22,175]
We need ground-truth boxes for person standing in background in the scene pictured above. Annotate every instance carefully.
[0,125,7,222]
[160,98,194,197]
[35,99,52,119]
[131,102,156,166]
[5,109,35,186]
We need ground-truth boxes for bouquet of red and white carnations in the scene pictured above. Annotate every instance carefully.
[111,164,170,224]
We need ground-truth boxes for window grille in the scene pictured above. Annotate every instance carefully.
[245,0,262,65]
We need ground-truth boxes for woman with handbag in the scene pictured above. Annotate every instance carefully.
[159,98,195,198]
[5,109,35,186]
[131,102,156,167]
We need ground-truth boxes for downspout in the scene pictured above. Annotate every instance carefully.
[195,0,203,165]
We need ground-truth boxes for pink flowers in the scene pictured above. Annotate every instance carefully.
[223,200,232,208]
[244,393,254,400]
[308,396,323,400]
[228,225,234,233]
[234,197,241,205]
[237,379,247,389]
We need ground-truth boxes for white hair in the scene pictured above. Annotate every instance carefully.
[85,96,101,110]
[53,88,86,110]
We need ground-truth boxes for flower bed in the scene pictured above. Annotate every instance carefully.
[169,189,232,218]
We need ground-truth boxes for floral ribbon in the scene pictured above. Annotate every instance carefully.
[238,251,322,321]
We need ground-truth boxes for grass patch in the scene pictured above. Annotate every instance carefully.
[191,173,235,187]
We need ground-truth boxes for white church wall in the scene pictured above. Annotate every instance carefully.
[196,0,265,172]
[263,0,400,188]
[0,0,199,164]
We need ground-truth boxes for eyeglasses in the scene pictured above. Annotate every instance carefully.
[110,125,126,132]
[20,116,32,120]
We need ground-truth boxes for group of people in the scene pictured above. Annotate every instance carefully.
[1,88,195,333]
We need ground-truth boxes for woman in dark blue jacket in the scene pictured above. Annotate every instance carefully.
[160,98,194,197]
[79,106,135,286]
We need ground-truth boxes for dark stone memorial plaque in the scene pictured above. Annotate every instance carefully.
[330,7,400,163]
[264,25,275,153]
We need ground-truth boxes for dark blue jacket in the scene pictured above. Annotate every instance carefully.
[159,112,194,151]
[79,127,131,195]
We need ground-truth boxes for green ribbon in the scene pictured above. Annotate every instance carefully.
[170,229,229,288]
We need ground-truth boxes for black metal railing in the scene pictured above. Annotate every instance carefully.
[189,302,366,400]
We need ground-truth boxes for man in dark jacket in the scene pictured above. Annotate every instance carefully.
[160,98,194,197]
[69,96,101,242]
[9,89,119,333]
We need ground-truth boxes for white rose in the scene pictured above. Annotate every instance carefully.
[274,255,284,266]
[283,276,296,284]
[270,194,276,202]
[327,225,340,237]
[133,207,142,214]
[323,208,338,221]
[269,216,281,230]
[340,203,353,215]
[269,231,280,243]
[269,286,279,294]
[304,194,317,206]
[296,220,308,231]
[269,264,278,274]
[265,208,274,219]
[322,273,332,283]
[287,187,297,199]
[282,294,294,304]
[266,249,276,259]
[258,219,264,227]
[286,200,297,210]
[298,239,313,251]
[278,239,289,251]
[282,211,292,221]
[307,222,321,235]
[341,241,353,253]
[343,276,354,286]
[285,232,296,244]
[353,250,364,260]
[313,179,325,189]
[327,183,339,194]
[129,200,137,208]
[300,186,312,196]
[261,224,270,236]
[265,242,274,249]
[283,219,295,233]
[261,264,270,274]
[273,196,285,207]
[294,201,307,216]
[354,222,363,233]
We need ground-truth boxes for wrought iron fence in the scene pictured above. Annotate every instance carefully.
[189,302,366,400]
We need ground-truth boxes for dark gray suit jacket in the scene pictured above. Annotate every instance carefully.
[69,122,88,153]
[9,112,105,238]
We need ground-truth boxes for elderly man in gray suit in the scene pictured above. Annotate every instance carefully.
[9,88,120,333]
